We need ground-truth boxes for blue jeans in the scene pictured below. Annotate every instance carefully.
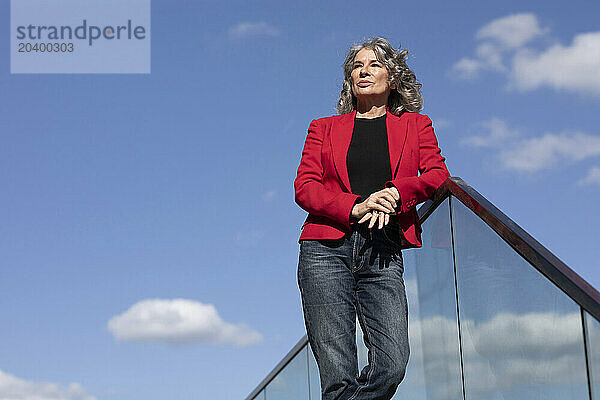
[298,224,409,400]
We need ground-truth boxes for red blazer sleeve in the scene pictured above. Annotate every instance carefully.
[386,114,450,213]
[294,118,362,230]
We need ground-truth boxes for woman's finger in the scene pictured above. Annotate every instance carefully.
[383,200,397,213]
[373,203,396,214]
[358,212,372,224]
[381,193,398,209]
[368,211,379,229]
[385,187,400,201]
[384,213,390,226]
[374,194,396,212]
[367,193,395,213]
[378,211,385,229]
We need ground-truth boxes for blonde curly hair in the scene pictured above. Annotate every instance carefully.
[336,37,423,115]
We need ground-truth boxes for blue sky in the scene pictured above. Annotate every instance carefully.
[1,0,600,399]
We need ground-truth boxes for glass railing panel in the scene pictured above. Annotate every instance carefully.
[308,344,321,400]
[264,346,309,400]
[451,196,588,400]
[585,310,600,399]
[357,319,367,371]
[391,197,463,400]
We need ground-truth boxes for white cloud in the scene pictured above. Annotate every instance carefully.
[108,298,262,346]
[499,131,600,172]
[475,13,546,49]
[262,189,277,201]
[461,117,520,148]
[577,166,600,186]
[0,369,95,400]
[228,22,279,38]
[433,119,452,129]
[396,311,587,400]
[463,118,600,172]
[474,42,506,72]
[511,32,600,95]
[453,13,600,95]
[460,311,587,399]
[234,228,265,247]
[452,13,544,78]
[452,57,483,79]
[466,312,583,358]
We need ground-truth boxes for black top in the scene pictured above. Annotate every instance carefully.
[346,113,392,202]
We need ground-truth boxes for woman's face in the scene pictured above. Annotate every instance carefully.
[351,48,394,101]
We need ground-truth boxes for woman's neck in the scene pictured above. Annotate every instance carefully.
[355,104,387,119]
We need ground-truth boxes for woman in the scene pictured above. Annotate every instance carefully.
[294,37,450,400]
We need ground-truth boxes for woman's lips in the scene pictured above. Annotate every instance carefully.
[358,81,372,87]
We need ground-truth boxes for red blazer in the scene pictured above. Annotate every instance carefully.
[294,107,450,248]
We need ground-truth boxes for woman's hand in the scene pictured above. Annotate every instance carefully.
[351,187,400,229]
[360,210,389,229]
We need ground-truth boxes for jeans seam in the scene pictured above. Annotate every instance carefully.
[348,296,375,400]
[352,231,367,273]
[351,231,358,272]
[298,256,314,351]
[352,257,365,273]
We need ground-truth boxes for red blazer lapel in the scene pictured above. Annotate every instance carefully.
[331,109,356,193]
[331,107,409,194]
[386,109,409,178]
